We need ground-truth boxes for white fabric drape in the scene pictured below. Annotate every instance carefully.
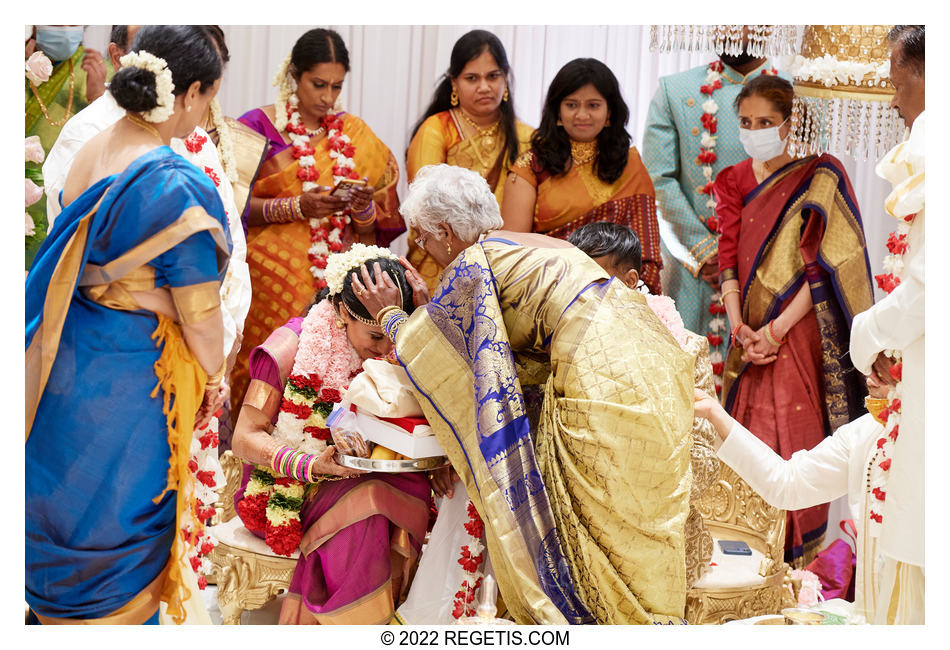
[82,24,893,296]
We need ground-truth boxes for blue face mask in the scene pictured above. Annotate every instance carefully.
[35,26,84,62]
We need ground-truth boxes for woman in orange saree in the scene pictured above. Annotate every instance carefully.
[501,58,662,295]
[230,29,403,413]
[405,30,532,292]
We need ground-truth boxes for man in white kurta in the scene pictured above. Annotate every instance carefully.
[848,26,925,625]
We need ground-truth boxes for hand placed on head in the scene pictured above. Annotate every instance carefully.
[398,257,430,308]
[351,261,402,320]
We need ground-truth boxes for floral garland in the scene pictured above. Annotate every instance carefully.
[118,50,175,123]
[865,210,915,534]
[696,61,726,393]
[698,62,778,393]
[325,243,398,296]
[25,135,44,238]
[182,416,225,588]
[790,54,890,89]
[236,298,362,555]
[452,501,486,620]
[208,98,238,183]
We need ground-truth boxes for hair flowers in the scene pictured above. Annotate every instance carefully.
[324,243,399,296]
[119,50,176,123]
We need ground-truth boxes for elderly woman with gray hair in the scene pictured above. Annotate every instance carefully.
[352,164,696,625]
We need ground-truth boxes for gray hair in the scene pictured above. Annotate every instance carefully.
[399,164,504,241]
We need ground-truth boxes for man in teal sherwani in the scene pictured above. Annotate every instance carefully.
[642,46,788,392]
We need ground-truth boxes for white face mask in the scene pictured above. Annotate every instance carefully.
[739,119,789,162]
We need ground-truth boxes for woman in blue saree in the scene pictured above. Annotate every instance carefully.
[25,26,230,625]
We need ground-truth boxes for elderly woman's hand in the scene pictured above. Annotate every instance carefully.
[399,257,430,308]
[351,261,402,320]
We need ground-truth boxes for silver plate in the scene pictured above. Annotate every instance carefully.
[338,454,450,473]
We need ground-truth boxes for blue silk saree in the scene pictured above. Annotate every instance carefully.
[25,147,230,623]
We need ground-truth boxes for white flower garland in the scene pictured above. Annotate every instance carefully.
[119,50,176,123]
[790,54,891,89]
[324,243,398,296]
[208,98,237,183]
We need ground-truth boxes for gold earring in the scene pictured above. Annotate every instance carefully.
[503,86,509,102]
[446,241,452,256]
[450,88,459,107]
[186,105,192,113]
[336,317,345,329]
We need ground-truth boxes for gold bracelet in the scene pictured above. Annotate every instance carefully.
[293,195,303,221]
[206,360,227,388]
[763,322,783,347]
[719,288,740,304]
[375,304,401,324]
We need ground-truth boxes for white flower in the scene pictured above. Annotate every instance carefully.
[119,51,176,123]
[25,213,36,237]
[709,350,724,364]
[701,98,718,115]
[701,132,717,149]
[705,69,721,84]
[25,51,53,85]
[299,155,316,167]
[302,181,320,192]
[25,178,43,207]
[705,198,717,209]
[324,243,399,296]
[25,135,44,163]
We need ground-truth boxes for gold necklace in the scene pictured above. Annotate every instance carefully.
[125,113,164,143]
[28,58,75,128]
[457,108,500,151]
[570,140,597,166]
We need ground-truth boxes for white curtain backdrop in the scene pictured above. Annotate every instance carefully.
[82,24,893,299]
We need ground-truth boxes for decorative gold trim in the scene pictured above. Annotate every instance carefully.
[171,282,222,325]
[794,81,895,103]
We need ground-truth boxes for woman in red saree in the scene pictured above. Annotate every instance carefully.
[229,29,403,415]
[500,58,662,295]
[714,75,874,565]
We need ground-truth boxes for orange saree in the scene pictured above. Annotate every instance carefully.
[230,109,402,414]
[509,147,663,295]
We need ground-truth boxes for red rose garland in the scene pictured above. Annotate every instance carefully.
[181,415,225,589]
[867,211,916,533]
[452,501,486,620]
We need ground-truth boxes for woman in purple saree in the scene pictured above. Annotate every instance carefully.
[231,249,431,624]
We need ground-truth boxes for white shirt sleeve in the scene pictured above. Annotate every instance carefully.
[716,419,856,511]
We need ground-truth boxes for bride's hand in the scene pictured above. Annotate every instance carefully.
[310,445,368,480]
[429,465,458,499]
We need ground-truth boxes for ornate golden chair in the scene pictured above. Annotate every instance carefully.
[685,464,795,624]
[208,451,297,625]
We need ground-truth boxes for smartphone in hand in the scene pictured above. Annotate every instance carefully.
[329,177,367,198]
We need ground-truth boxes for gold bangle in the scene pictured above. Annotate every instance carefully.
[719,288,740,304]
[206,360,227,387]
[763,322,782,347]
[375,305,401,324]
[293,195,303,221]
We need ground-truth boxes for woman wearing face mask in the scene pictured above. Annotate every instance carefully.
[713,74,874,566]
[500,58,663,296]
[405,30,533,292]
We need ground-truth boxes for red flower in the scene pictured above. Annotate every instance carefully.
[457,545,484,573]
[889,362,902,382]
[273,476,298,487]
[452,600,466,619]
[199,540,215,555]
[198,505,216,522]
[904,213,916,223]
[888,424,900,442]
[304,426,332,440]
[237,492,270,533]
[891,398,901,413]
[197,470,217,488]
[712,362,724,375]
[292,143,315,159]
[203,167,220,187]
[876,436,887,449]
[316,278,328,290]
[870,511,883,523]
[265,519,303,556]
[320,387,342,402]
[286,122,307,136]
[463,504,485,539]
[708,61,724,73]
[297,166,320,182]
[872,487,887,501]
[184,132,207,153]
[706,216,719,232]
[761,68,779,76]
[696,149,717,165]
[329,240,343,253]
[343,144,356,158]
[188,459,199,473]
[700,113,718,134]
[874,272,901,294]
[348,169,361,180]
[700,182,715,196]
[706,333,723,346]
[879,458,892,472]
[714,383,722,395]
[197,575,208,590]
[330,216,347,230]
[189,555,201,572]
[199,430,219,450]
[281,398,313,420]
[886,232,909,255]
